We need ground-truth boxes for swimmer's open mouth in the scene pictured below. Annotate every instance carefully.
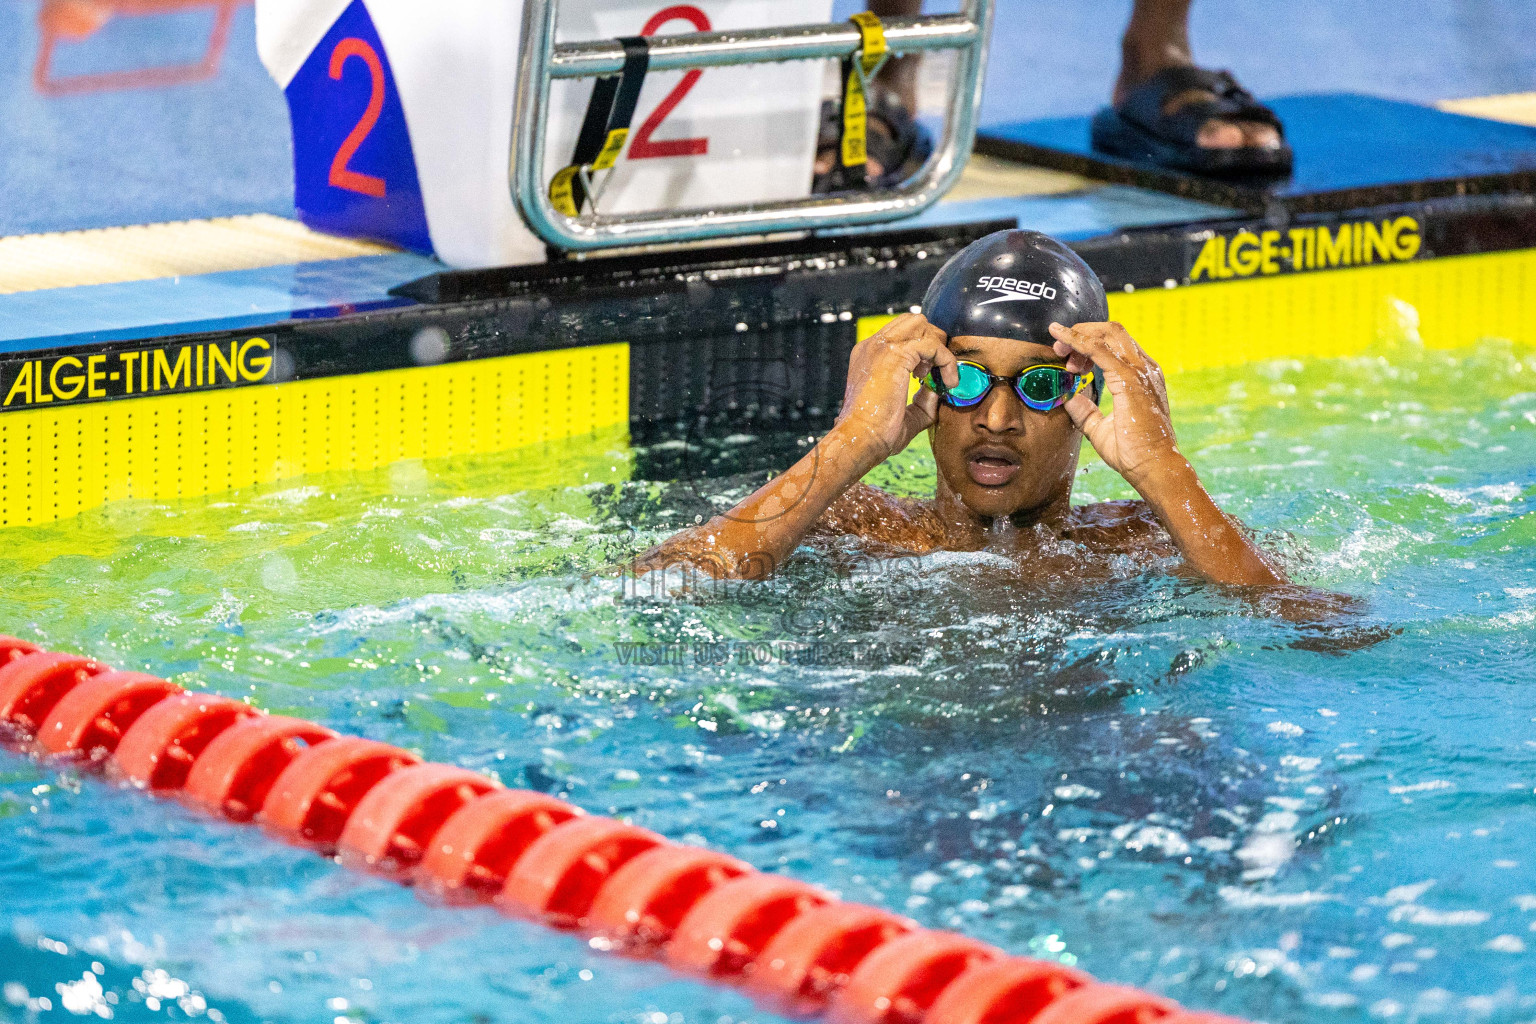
[966,446,1021,487]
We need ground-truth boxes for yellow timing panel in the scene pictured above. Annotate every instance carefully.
[1109,246,1536,373]
[0,343,628,529]
[6,235,1535,531]
[860,247,1536,375]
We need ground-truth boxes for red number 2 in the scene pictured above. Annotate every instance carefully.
[628,6,710,159]
[327,37,387,198]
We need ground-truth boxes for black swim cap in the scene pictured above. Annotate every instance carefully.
[922,229,1108,401]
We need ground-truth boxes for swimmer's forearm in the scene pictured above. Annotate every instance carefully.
[1131,456,1287,586]
[634,422,883,579]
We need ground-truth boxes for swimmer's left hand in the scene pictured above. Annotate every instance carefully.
[1048,320,1179,489]
[1051,320,1288,588]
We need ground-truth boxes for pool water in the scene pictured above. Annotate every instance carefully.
[2,329,1535,1024]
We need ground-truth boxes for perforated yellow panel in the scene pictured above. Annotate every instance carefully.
[0,343,628,528]
[8,246,1534,529]
[1108,247,1536,373]
[861,247,1536,374]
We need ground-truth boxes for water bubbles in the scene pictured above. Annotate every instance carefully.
[1,340,1534,1022]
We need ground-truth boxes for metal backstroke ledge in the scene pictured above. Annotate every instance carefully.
[511,0,995,251]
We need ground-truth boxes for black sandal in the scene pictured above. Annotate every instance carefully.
[1090,65,1292,175]
[812,91,935,194]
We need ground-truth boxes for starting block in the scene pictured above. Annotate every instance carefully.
[256,0,833,267]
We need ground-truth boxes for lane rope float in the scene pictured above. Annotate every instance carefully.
[0,636,1248,1024]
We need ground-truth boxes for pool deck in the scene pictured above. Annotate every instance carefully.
[0,175,1232,355]
[0,93,1532,360]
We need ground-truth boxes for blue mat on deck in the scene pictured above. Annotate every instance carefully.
[981,94,1536,211]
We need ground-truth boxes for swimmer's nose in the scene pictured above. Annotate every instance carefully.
[973,384,1024,435]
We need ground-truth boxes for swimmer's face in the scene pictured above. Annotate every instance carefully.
[928,335,1083,519]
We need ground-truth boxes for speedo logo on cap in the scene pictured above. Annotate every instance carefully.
[974,276,1057,305]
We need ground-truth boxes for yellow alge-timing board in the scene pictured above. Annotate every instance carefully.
[4,244,1536,530]
[0,344,627,528]
[868,245,1536,366]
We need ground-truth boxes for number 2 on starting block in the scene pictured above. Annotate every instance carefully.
[285,0,432,252]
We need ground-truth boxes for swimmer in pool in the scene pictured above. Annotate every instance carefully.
[636,229,1286,588]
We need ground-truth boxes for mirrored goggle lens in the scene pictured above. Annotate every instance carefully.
[1015,366,1074,410]
[944,362,992,406]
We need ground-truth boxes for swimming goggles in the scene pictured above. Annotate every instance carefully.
[922,361,1095,412]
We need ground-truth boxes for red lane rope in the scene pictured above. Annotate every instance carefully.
[0,637,1248,1024]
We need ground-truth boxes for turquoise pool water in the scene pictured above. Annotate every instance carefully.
[1,332,1535,1023]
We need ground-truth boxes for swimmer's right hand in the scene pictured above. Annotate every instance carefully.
[834,313,958,461]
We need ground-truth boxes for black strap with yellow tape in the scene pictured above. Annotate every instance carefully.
[837,11,890,187]
[549,36,651,218]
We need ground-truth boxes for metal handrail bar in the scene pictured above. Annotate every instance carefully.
[511,0,993,253]
[549,15,978,77]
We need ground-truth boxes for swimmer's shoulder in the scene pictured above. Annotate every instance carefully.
[1064,499,1174,553]
[813,482,946,553]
